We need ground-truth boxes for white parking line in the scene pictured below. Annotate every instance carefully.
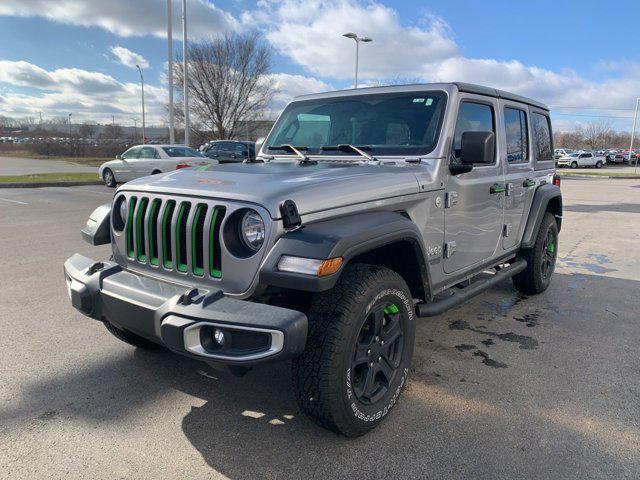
[0,197,29,205]
[72,188,113,195]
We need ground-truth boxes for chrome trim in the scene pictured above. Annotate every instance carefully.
[182,321,284,361]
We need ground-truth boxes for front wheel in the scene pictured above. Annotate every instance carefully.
[293,264,415,437]
[102,168,116,187]
[596,160,603,169]
[513,212,558,295]
[570,161,578,169]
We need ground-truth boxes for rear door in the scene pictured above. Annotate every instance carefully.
[136,146,160,174]
[579,152,594,166]
[500,103,534,250]
[444,96,505,274]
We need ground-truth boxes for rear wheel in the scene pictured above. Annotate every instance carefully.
[513,212,559,295]
[152,169,162,175]
[103,321,162,350]
[293,264,415,437]
[102,168,116,187]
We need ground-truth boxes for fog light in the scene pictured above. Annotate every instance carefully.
[213,328,226,346]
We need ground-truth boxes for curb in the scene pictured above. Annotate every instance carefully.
[0,181,103,189]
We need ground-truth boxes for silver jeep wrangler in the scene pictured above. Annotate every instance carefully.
[65,82,562,436]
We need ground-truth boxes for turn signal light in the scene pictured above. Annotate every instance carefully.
[317,257,344,276]
[175,163,190,170]
[553,175,561,188]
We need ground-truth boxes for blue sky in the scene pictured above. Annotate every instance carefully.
[1,0,639,130]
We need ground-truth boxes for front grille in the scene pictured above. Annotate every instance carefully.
[124,196,226,278]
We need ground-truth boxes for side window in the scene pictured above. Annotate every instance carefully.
[532,113,553,162]
[504,107,529,163]
[121,146,140,159]
[453,101,495,162]
[139,147,157,159]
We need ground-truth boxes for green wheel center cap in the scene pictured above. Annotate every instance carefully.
[384,304,399,315]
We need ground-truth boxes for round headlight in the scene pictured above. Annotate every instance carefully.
[119,199,128,223]
[239,210,265,251]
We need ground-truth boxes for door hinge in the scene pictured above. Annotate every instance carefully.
[445,191,458,208]
[505,183,513,196]
[444,241,456,258]
[503,224,512,237]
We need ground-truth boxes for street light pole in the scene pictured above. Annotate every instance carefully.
[181,0,190,146]
[67,113,72,138]
[136,64,146,144]
[629,97,639,173]
[167,0,175,144]
[342,32,372,88]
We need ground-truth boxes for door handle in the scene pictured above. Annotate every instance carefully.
[490,184,506,194]
[523,178,536,188]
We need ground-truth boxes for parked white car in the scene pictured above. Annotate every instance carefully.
[98,144,217,187]
[556,151,605,169]
[554,148,574,160]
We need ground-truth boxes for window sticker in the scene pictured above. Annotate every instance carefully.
[412,98,425,103]
[425,98,433,106]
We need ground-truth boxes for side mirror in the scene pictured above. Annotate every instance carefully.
[116,154,122,160]
[460,131,495,165]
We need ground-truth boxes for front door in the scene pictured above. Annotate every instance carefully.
[501,102,535,250]
[444,97,505,274]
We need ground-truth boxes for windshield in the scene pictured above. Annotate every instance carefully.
[569,153,579,157]
[162,146,203,157]
[264,90,447,157]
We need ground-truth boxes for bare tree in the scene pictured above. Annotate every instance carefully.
[78,122,96,139]
[580,121,613,150]
[174,33,275,140]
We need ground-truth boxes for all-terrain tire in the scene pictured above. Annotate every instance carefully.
[513,212,559,295]
[292,264,415,437]
[103,321,162,350]
[102,168,116,187]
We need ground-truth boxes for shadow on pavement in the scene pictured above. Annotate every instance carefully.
[564,202,640,214]
[2,273,638,479]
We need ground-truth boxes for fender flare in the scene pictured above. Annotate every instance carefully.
[521,184,562,249]
[259,211,430,293]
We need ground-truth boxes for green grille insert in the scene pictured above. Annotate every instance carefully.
[161,201,176,268]
[191,204,207,276]
[135,198,148,262]
[175,202,191,273]
[147,199,161,266]
[209,206,226,278]
[126,197,137,258]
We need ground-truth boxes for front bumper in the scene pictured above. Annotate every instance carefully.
[63,254,308,365]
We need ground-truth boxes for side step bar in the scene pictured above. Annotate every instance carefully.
[416,258,527,318]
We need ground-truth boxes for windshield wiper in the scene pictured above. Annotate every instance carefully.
[321,144,379,163]
[269,144,315,165]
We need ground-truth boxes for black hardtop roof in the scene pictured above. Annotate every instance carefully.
[294,82,549,112]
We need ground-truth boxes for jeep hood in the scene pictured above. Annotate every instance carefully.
[119,162,427,218]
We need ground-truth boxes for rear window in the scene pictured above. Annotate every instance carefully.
[531,113,553,162]
[162,147,203,158]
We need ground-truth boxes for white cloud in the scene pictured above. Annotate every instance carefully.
[265,73,332,115]
[248,0,457,81]
[0,0,238,39]
[110,46,150,69]
[0,60,166,123]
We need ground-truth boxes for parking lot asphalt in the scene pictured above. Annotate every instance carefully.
[0,155,98,176]
[0,179,638,479]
